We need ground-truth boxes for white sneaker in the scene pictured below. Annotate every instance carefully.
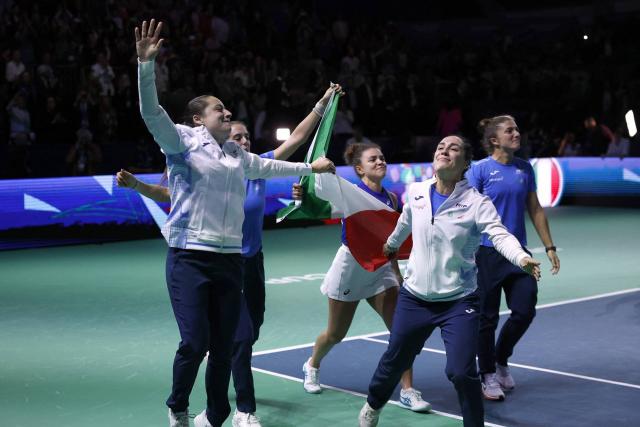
[399,387,432,412]
[194,410,213,427]
[358,401,381,427]
[496,364,515,391]
[232,409,262,427]
[482,373,505,401]
[303,358,322,394]
[169,408,189,427]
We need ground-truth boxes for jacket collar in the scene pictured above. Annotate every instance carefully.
[426,177,470,195]
[196,126,241,156]
[196,125,222,147]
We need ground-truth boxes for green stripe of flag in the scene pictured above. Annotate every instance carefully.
[276,91,340,222]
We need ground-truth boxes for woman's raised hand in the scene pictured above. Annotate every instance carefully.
[318,83,345,107]
[135,19,164,62]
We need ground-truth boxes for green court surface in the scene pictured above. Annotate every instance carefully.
[0,206,638,427]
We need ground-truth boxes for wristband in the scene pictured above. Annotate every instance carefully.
[132,180,139,190]
[312,102,326,117]
[545,246,556,252]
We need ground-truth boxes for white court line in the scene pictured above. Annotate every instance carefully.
[499,287,640,315]
[256,288,640,356]
[251,366,508,427]
[523,287,639,311]
[362,336,640,390]
[253,330,389,356]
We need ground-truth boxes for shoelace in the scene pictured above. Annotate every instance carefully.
[171,411,190,422]
[238,412,261,426]
[247,413,261,425]
[485,374,501,388]
[363,409,378,421]
[172,414,189,427]
[402,388,422,403]
[306,366,319,383]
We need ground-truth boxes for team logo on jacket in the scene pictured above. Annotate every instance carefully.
[530,158,564,207]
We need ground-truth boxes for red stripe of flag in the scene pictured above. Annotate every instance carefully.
[345,209,412,272]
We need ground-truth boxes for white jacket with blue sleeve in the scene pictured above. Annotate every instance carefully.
[138,60,312,252]
[387,178,528,301]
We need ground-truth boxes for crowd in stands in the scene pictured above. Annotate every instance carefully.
[1,0,638,178]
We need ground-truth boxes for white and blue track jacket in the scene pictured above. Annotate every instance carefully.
[138,60,311,253]
[387,178,528,302]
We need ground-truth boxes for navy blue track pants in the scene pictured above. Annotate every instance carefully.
[367,286,485,427]
[476,246,537,374]
[164,248,243,427]
[232,251,266,414]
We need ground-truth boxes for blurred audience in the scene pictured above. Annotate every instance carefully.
[1,1,638,178]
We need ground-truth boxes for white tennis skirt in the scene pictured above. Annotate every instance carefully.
[321,244,399,302]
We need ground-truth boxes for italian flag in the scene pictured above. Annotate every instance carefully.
[315,173,412,272]
[276,91,339,222]
[276,91,411,271]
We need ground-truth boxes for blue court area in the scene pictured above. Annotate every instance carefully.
[252,290,640,427]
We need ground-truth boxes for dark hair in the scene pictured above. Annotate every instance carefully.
[230,120,247,128]
[459,136,474,172]
[477,115,515,154]
[182,95,215,126]
[343,142,381,177]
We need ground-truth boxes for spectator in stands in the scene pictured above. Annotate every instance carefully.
[557,132,581,157]
[73,89,97,130]
[37,96,70,143]
[436,99,463,138]
[5,49,25,84]
[7,91,35,145]
[65,128,102,175]
[605,126,630,158]
[582,116,613,156]
[95,95,118,143]
[91,53,116,97]
[35,52,58,99]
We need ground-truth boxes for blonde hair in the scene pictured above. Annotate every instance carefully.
[478,115,515,154]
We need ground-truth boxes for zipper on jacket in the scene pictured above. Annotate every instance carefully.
[220,149,232,248]
[426,188,434,290]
